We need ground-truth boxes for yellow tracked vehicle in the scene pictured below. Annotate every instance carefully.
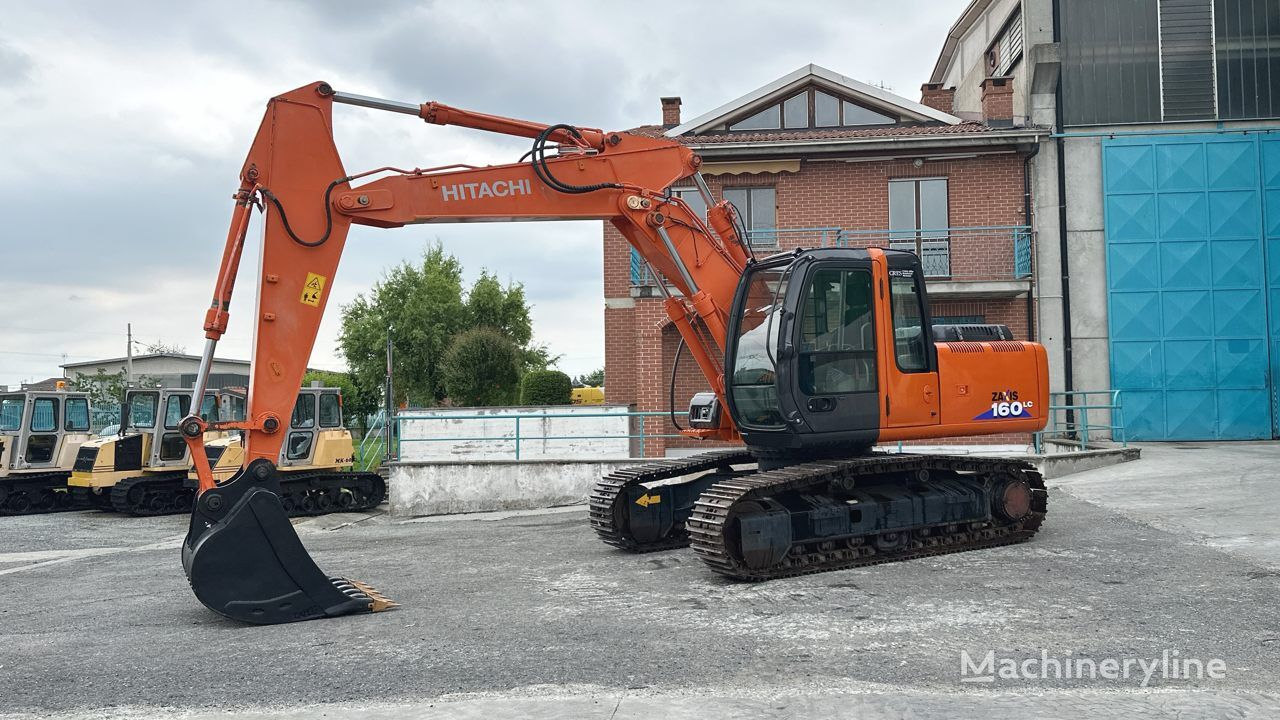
[198,386,385,516]
[0,389,94,515]
[69,387,236,514]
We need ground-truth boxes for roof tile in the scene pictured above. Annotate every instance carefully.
[625,121,1004,145]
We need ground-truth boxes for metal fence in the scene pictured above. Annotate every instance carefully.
[392,409,688,461]
[827,225,1034,281]
[1033,390,1127,452]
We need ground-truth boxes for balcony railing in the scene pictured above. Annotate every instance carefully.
[630,226,1032,286]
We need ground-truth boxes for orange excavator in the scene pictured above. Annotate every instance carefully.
[179,82,1050,625]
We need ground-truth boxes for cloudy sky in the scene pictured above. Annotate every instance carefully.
[0,0,967,388]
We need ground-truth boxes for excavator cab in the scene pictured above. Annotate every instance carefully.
[717,248,925,459]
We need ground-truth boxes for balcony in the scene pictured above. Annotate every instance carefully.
[630,225,1033,300]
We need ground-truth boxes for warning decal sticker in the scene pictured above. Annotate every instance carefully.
[300,273,326,307]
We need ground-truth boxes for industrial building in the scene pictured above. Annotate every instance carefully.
[933,0,1280,440]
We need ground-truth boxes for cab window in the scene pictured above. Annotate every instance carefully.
[729,265,791,429]
[128,393,159,429]
[889,270,929,372]
[319,394,342,428]
[291,394,316,428]
[1,395,25,432]
[199,393,218,421]
[798,268,876,395]
[30,398,58,432]
[65,398,90,432]
[164,395,192,430]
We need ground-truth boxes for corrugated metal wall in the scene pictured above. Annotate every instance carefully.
[1062,0,1163,125]
[1062,0,1280,126]
[1216,0,1280,120]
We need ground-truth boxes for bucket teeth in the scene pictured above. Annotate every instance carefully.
[334,577,399,612]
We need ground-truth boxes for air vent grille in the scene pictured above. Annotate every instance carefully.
[990,341,1027,352]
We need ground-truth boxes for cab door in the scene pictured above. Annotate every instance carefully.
[785,263,881,435]
[22,395,60,468]
[878,254,940,430]
[283,392,317,466]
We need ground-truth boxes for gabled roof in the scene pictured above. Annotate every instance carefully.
[666,63,961,138]
[929,0,995,84]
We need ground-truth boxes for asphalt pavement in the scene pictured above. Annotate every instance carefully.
[0,443,1277,718]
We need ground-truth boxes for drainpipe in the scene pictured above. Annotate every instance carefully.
[1022,141,1040,341]
[1052,0,1075,398]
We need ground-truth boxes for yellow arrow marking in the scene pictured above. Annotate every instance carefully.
[635,493,661,508]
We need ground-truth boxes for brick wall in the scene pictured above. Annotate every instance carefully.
[603,151,1033,456]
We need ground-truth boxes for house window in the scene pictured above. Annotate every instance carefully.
[672,187,708,221]
[888,178,950,277]
[729,105,781,131]
[725,88,897,133]
[723,187,777,247]
[783,93,808,128]
[815,91,840,126]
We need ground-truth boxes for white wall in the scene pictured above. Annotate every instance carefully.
[397,404,634,461]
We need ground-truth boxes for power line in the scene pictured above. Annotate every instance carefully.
[0,350,96,359]
[0,324,127,338]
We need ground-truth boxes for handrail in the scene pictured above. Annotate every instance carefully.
[1033,390,1126,452]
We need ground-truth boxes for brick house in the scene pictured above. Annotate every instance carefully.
[602,64,1047,456]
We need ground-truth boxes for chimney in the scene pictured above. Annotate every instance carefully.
[661,96,682,127]
[981,76,1014,127]
[919,82,955,115]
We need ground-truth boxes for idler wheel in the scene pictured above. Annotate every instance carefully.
[993,476,1033,522]
[874,531,907,552]
[8,494,31,514]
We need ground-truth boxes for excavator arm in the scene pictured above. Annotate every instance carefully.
[181,82,751,491]
[178,82,754,624]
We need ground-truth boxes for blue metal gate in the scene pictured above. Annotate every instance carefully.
[1104,133,1275,440]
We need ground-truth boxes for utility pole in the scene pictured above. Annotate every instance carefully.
[384,324,394,464]
[126,323,133,385]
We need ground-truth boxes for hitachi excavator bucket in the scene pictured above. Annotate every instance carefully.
[182,459,396,624]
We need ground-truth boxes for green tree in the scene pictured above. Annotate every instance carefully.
[574,367,605,387]
[339,243,555,409]
[520,370,572,405]
[339,245,467,407]
[440,328,521,406]
[466,271,532,345]
[71,369,157,408]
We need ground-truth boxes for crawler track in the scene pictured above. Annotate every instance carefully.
[686,453,1047,581]
[589,449,756,552]
[0,473,79,516]
[107,470,386,517]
